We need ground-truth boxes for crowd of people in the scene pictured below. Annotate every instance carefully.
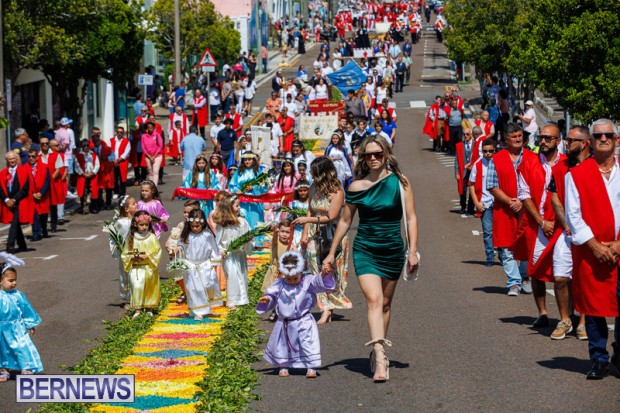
[424,84,620,380]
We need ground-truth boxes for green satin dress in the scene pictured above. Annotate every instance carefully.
[346,173,405,280]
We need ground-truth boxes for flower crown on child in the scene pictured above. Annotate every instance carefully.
[0,252,25,275]
[278,250,306,277]
[119,195,130,208]
[135,215,152,223]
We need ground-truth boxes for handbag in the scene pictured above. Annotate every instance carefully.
[314,217,342,267]
[399,180,420,281]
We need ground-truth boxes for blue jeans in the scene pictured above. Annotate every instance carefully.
[481,208,494,261]
[585,275,620,363]
[498,248,524,288]
[210,104,220,121]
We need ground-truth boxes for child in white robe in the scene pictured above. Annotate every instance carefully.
[214,195,252,309]
[172,209,222,320]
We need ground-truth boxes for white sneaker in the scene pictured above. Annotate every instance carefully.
[66,191,77,199]
[507,285,520,296]
[112,194,119,200]
[521,279,533,294]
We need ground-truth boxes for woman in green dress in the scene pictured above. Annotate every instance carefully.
[293,156,352,324]
[323,136,419,382]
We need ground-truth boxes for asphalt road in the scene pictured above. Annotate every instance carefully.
[249,28,620,413]
[1,25,618,413]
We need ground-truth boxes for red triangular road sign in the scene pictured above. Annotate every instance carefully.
[198,48,217,67]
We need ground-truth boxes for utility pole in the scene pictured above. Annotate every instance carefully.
[0,0,7,155]
[256,0,263,74]
[174,0,182,87]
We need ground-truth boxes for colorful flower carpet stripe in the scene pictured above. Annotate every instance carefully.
[91,249,271,413]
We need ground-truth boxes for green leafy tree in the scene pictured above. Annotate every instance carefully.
[147,0,241,66]
[2,0,144,135]
[510,0,620,122]
[444,0,530,77]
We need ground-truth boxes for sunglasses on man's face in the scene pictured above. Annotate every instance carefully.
[592,132,616,140]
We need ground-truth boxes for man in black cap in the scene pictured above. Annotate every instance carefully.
[216,117,237,166]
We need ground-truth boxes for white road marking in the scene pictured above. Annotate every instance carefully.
[419,85,433,88]
[472,230,480,236]
[25,255,58,261]
[410,100,427,108]
[0,225,10,232]
[60,235,98,241]
[460,214,471,218]
[546,289,555,297]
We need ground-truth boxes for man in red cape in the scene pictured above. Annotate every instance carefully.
[192,89,208,137]
[110,126,131,197]
[454,127,474,214]
[548,125,591,341]
[0,151,33,253]
[91,130,115,211]
[566,118,620,380]
[487,123,536,296]
[25,148,50,241]
[422,95,448,151]
[513,124,567,331]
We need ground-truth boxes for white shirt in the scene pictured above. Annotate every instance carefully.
[517,152,560,215]
[375,131,393,146]
[111,137,131,161]
[75,150,100,175]
[209,89,220,105]
[468,158,494,208]
[210,124,225,140]
[523,107,538,134]
[244,80,257,99]
[566,160,620,245]
[315,84,328,100]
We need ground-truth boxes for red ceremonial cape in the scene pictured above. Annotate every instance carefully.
[512,153,567,281]
[475,119,494,137]
[110,137,130,182]
[75,152,100,199]
[0,166,35,225]
[48,152,67,206]
[192,96,208,128]
[491,149,523,248]
[470,135,487,165]
[97,143,115,189]
[24,162,50,215]
[570,157,620,317]
[167,128,183,159]
[423,103,440,139]
[551,157,570,206]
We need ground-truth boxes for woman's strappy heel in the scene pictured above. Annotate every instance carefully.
[365,338,392,382]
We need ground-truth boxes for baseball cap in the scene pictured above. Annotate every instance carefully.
[525,100,534,106]
[60,117,73,126]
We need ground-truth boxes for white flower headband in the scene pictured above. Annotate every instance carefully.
[278,250,306,276]
[0,252,25,275]
[186,218,205,223]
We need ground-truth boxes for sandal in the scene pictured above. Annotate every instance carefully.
[365,339,392,382]
[0,370,9,382]
[317,309,332,325]
[132,311,141,319]
[306,368,317,378]
[20,369,34,375]
[176,294,186,304]
[278,368,289,377]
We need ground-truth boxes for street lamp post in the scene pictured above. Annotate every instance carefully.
[256,0,263,74]
[0,0,7,154]
[174,0,182,87]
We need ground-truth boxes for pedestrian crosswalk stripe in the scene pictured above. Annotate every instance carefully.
[472,230,480,236]
[410,100,427,108]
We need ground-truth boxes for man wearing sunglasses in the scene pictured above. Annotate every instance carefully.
[469,139,496,266]
[565,118,620,380]
[486,122,537,296]
[547,125,591,342]
[513,124,566,331]
[454,127,475,214]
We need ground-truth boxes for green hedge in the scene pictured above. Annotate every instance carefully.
[195,265,267,413]
[37,280,181,413]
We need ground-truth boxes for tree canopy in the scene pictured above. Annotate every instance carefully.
[444,0,620,122]
[146,0,241,66]
[2,0,144,133]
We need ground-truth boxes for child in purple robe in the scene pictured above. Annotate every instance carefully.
[137,180,169,238]
[256,250,334,378]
